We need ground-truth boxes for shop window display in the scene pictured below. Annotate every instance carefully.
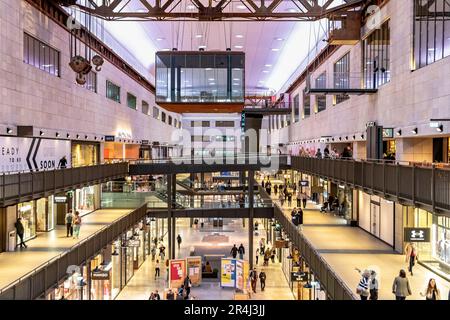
[74,186,96,216]
[17,202,36,241]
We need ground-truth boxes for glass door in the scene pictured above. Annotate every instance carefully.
[371,203,380,238]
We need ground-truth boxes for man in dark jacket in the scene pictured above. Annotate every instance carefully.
[15,218,28,248]
[58,156,68,169]
[183,275,192,299]
[230,244,238,258]
[238,244,245,260]
[259,271,267,291]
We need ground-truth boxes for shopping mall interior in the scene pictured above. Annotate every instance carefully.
[0,0,450,303]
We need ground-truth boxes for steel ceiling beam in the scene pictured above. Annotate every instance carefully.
[54,0,367,21]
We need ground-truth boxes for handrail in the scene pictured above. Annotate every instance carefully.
[0,203,147,296]
[0,161,128,175]
[258,184,355,300]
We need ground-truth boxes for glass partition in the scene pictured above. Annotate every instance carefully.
[156,51,245,104]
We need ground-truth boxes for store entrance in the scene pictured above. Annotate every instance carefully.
[370,202,380,238]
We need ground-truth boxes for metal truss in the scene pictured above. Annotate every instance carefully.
[54,0,367,21]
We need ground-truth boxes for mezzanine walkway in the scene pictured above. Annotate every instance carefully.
[273,193,450,300]
[0,208,133,295]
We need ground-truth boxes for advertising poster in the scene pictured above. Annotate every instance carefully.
[169,259,186,289]
[186,256,202,287]
[0,136,71,173]
[220,258,236,288]
[236,260,244,291]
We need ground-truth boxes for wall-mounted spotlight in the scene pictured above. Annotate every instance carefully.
[101,137,104,141]
[76,134,80,139]
[345,136,349,140]
[40,130,44,136]
[66,133,70,138]
[361,134,365,139]
[332,138,335,142]
[94,136,97,140]
[56,132,60,137]
[396,129,402,136]
[353,135,356,140]
[339,137,342,141]
[6,127,12,134]
[85,135,88,139]
[411,128,418,135]
[437,125,443,133]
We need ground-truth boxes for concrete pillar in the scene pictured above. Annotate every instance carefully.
[171,174,177,258]
[248,170,254,269]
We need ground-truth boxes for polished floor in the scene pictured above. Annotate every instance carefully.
[0,209,133,292]
[116,218,294,300]
[272,188,450,300]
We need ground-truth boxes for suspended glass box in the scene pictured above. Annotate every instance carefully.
[155,51,245,113]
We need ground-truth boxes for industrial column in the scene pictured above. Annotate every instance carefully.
[248,170,254,270]
[167,174,173,259]
[171,174,177,258]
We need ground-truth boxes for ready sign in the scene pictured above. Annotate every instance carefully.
[0,137,70,173]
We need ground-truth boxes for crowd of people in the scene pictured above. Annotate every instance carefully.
[294,145,353,160]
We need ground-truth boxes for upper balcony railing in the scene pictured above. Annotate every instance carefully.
[0,162,129,207]
[291,156,450,213]
[305,72,380,95]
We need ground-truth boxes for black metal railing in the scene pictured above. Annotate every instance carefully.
[273,204,355,300]
[0,163,129,207]
[291,157,450,213]
[0,204,147,300]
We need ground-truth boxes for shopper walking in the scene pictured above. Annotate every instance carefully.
[369,271,379,300]
[166,288,175,300]
[159,244,166,262]
[405,242,418,276]
[259,270,267,291]
[287,193,292,207]
[177,234,182,250]
[65,210,73,237]
[301,193,308,209]
[230,244,238,258]
[238,243,245,260]
[151,245,157,261]
[420,278,441,300]
[72,211,81,239]
[392,269,412,300]
[271,248,276,263]
[255,249,259,265]
[183,275,192,299]
[355,268,370,300]
[249,268,258,293]
[263,249,270,266]
[15,218,28,248]
[154,259,161,279]
[149,290,161,300]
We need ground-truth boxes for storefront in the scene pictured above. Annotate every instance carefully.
[357,191,395,247]
[17,202,36,241]
[403,207,450,281]
[72,185,100,217]
[71,141,100,167]
[104,139,140,161]
[45,265,85,300]
[335,185,353,221]
[36,196,56,232]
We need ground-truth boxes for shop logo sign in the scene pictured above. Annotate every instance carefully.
[404,228,430,242]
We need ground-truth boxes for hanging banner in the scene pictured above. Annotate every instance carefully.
[169,259,186,289]
[0,137,71,173]
[235,259,250,291]
[186,256,202,287]
[220,258,236,288]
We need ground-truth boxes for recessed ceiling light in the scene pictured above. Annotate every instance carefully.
[208,78,215,81]
[187,5,196,10]
[288,8,297,13]
[265,64,272,67]
[195,34,203,38]
[235,35,244,38]
[199,45,206,49]
[275,37,284,41]
[237,5,246,9]
[156,38,164,41]
[271,48,280,52]
[206,68,212,71]
[234,45,243,49]
[162,48,170,51]
[233,78,240,81]
[209,82,216,85]
[262,70,269,73]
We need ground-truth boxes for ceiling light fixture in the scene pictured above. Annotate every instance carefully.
[40,130,44,136]
[235,35,244,38]
[67,133,70,138]
[275,37,284,41]
[437,125,444,133]
[396,129,402,136]
[234,45,243,49]
[265,64,272,67]
[56,132,60,137]
[6,127,12,134]
[411,128,418,135]
[271,48,280,52]
[195,34,203,38]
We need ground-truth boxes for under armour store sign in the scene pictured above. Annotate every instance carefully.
[0,137,71,173]
[404,228,431,242]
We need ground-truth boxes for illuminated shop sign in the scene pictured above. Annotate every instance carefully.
[104,135,115,142]
[404,228,430,242]
[383,128,394,139]
[291,271,308,282]
[54,196,68,203]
